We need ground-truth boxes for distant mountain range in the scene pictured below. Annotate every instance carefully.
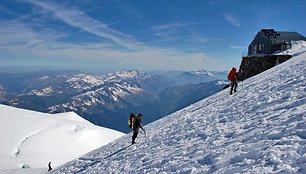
[0,70,227,133]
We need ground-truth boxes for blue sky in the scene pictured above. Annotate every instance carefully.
[0,0,305,73]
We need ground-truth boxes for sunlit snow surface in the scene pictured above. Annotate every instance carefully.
[0,106,124,174]
[51,42,306,173]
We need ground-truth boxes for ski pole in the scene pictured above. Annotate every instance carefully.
[143,129,147,138]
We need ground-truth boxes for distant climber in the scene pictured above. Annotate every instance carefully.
[227,67,241,95]
[130,113,146,145]
[48,162,52,172]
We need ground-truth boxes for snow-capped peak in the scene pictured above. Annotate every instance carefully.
[189,70,212,76]
[67,74,104,89]
[115,70,140,78]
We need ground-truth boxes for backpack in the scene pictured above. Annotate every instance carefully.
[227,68,236,80]
[128,113,136,128]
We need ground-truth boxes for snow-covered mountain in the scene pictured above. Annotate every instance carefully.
[0,70,226,133]
[0,70,172,132]
[50,42,306,173]
[0,104,124,174]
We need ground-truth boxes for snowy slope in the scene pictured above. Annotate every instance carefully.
[0,105,124,173]
[52,42,306,174]
[276,40,306,56]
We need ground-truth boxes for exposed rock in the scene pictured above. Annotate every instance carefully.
[239,55,292,80]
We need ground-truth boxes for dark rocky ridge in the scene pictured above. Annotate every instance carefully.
[239,55,292,80]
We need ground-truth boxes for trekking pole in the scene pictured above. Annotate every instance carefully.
[143,129,147,138]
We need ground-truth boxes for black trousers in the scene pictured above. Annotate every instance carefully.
[132,128,139,144]
[230,80,237,94]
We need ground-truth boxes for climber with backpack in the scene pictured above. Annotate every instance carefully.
[227,67,239,95]
[128,113,146,145]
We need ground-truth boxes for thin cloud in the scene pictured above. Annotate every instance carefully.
[152,23,184,40]
[107,18,136,27]
[223,13,241,27]
[0,1,227,71]
[26,0,143,49]
[152,23,221,46]
[152,23,184,31]
[230,45,244,49]
[0,20,223,71]
[0,20,60,46]
[152,23,195,41]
